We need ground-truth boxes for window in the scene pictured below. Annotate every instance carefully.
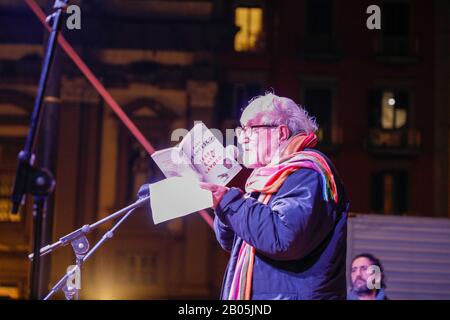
[0,284,20,299]
[234,7,264,52]
[381,91,407,129]
[383,2,410,38]
[369,89,409,130]
[367,89,415,150]
[381,1,411,56]
[306,0,333,35]
[302,0,336,57]
[303,87,333,144]
[371,170,408,215]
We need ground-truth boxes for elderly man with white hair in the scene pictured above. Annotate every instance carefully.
[200,92,349,300]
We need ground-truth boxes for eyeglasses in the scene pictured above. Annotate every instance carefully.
[235,125,278,138]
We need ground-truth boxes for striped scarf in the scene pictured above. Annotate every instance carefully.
[227,132,339,300]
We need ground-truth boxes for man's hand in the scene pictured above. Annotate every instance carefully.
[199,182,229,209]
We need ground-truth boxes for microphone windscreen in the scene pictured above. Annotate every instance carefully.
[137,184,150,199]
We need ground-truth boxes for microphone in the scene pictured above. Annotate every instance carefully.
[137,183,150,199]
[29,183,152,262]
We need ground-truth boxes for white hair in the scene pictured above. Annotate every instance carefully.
[242,92,319,135]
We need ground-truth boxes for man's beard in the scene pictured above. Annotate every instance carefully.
[351,278,374,295]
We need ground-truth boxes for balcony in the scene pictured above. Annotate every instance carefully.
[366,128,421,155]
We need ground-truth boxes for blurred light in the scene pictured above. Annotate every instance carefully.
[388,98,395,106]
[0,286,19,299]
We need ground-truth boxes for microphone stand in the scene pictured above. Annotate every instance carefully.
[28,195,151,300]
[10,0,69,299]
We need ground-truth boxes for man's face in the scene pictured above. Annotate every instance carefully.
[351,257,376,294]
[238,109,280,168]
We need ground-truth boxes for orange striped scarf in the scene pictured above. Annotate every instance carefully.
[228,132,338,300]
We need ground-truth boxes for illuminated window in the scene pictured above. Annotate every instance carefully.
[369,89,409,130]
[381,91,407,129]
[234,7,263,52]
[0,171,18,222]
[0,285,20,299]
[0,144,21,223]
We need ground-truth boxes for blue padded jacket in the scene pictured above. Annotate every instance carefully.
[214,149,349,300]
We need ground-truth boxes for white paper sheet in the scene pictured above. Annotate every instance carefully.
[149,176,213,224]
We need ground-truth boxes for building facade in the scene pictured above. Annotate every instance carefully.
[0,0,448,299]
